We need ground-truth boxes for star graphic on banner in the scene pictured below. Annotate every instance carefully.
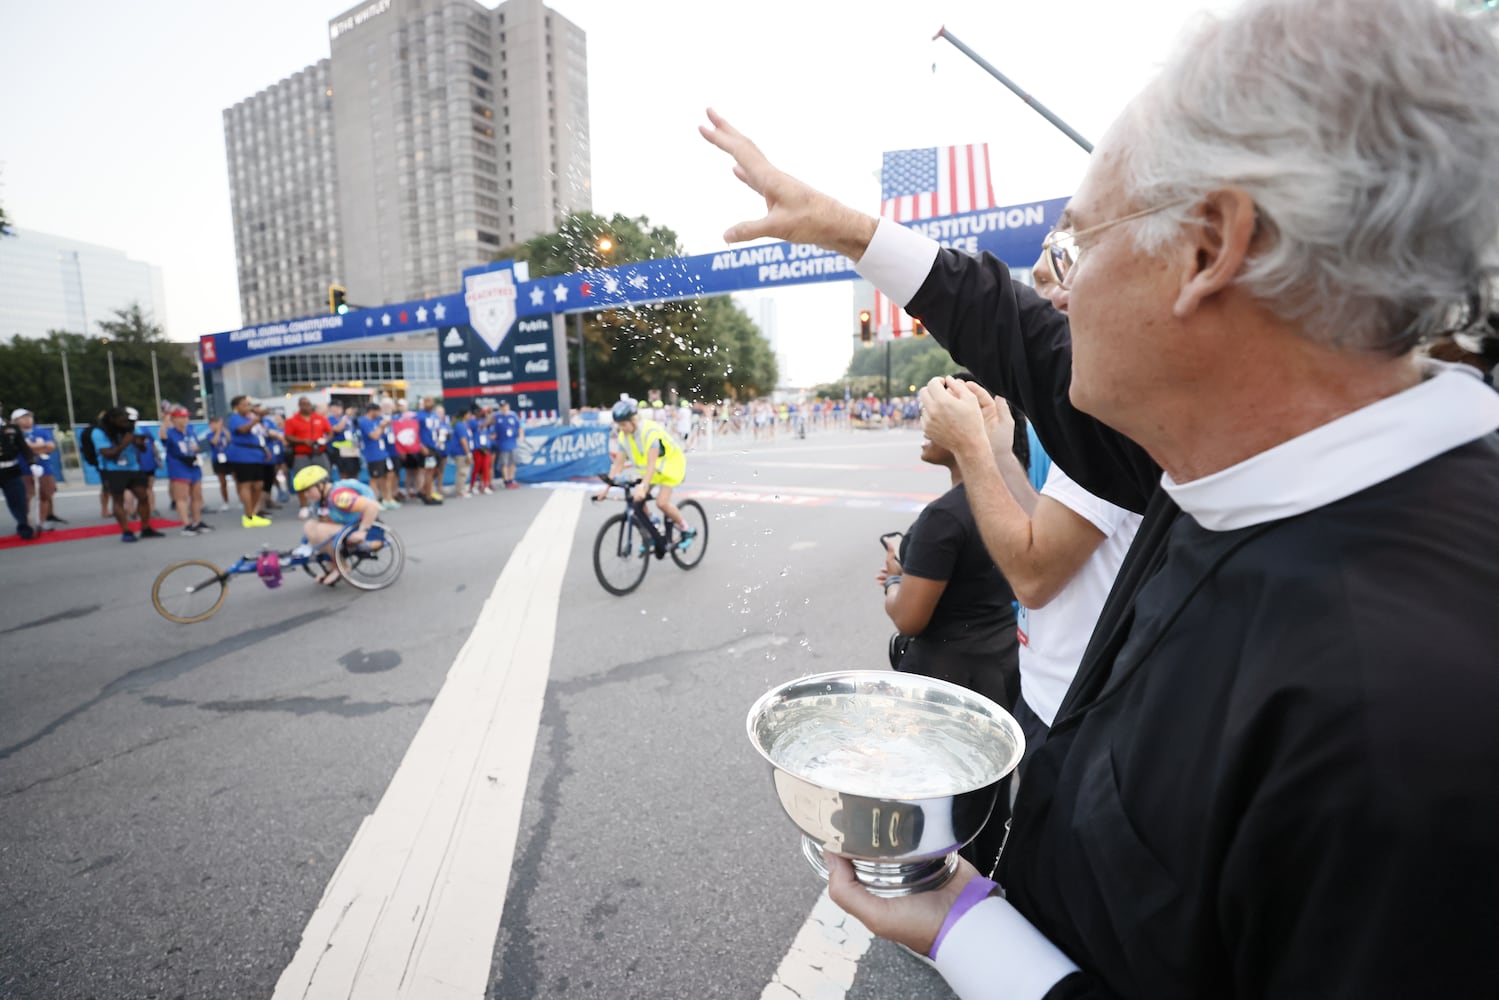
[381,313,392,327]
[416,306,428,323]
[530,286,546,307]
[553,284,568,303]
[627,273,649,290]
[434,302,446,320]
[366,317,374,328]
[580,282,593,297]
[603,275,620,295]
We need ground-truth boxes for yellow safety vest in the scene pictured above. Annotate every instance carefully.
[617,419,685,481]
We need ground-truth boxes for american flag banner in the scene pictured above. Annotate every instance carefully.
[874,145,997,337]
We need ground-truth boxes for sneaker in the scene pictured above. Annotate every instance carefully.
[181,524,200,536]
[193,521,215,533]
[242,515,272,528]
[677,528,697,551]
[120,531,138,543]
[298,507,312,520]
[290,543,315,560]
[140,526,167,539]
[505,481,520,490]
[45,514,69,525]
[381,500,401,511]
[483,486,494,495]
[218,503,231,513]
[419,495,439,506]
[428,492,445,503]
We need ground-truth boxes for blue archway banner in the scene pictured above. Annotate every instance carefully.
[199,198,1065,370]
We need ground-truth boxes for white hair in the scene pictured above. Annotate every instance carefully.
[1120,0,1499,353]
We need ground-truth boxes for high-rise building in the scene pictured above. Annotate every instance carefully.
[225,0,591,327]
[224,61,341,328]
[0,228,168,341]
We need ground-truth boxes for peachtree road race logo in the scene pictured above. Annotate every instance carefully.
[465,271,517,354]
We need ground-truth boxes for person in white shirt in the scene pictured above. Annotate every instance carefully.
[921,250,1141,746]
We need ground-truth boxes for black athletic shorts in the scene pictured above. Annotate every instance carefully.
[366,458,392,478]
[101,470,149,496]
[401,453,423,470]
[229,462,267,483]
[337,457,363,479]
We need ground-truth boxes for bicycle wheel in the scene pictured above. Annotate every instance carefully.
[335,525,405,591]
[593,512,650,596]
[669,500,709,570]
[152,560,230,624]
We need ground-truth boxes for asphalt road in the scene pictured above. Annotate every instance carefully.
[0,427,973,1000]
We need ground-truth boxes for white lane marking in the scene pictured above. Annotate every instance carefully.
[273,490,583,1000]
[761,890,874,1000]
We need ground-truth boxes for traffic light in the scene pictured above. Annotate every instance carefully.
[912,319,926,337]
[859,309,873,344]
[329,284,349,315]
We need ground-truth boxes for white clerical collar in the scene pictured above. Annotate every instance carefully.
[1163,361,1499,531]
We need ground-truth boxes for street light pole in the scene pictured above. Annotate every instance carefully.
[575,311,588,408]
[106,348,118,406]
[884,339,892,406]
[150,348,162,411]
[59,349,78,433]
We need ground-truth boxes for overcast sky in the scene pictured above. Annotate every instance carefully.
[0,0,1235,384]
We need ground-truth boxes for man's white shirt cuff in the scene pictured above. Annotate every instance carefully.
[854,217,940,309]
[934,896,1079,1000]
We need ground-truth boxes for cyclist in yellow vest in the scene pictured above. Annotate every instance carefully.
[596,398,695,547]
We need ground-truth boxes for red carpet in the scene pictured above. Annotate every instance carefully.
[0,518,185,551]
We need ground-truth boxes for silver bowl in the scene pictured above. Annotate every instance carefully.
[747,670,1024,897]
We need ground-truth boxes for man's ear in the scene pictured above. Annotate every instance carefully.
[1173,187,1256,318]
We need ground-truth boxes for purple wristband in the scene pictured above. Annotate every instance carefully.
[929,873,998,959]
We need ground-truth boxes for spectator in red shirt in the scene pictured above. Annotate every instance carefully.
[282,396,332,521]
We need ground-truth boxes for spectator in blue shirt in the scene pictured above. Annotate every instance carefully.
[226,394,272,528]
[256,405,288,510]
[494,400,525,489]
[445,404,472,497]
[208,416,233,514]
[163,407,214,535]
[327,403,363,481]
[416,396,445,505]
[92,406,162,541]
[358,402,398,509]
[13,408,65,525]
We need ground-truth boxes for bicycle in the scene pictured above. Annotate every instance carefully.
[150,522,405,623]
[590,474,708,596]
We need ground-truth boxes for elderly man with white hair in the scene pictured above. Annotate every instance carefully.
[703,0,1499,996]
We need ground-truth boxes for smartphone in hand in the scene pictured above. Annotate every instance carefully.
[879,531,903,552]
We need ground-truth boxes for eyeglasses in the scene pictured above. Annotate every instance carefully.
[1042,201,1188,290]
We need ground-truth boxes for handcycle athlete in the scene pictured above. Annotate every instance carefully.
[594,398,696,552]
[291,464,383,586]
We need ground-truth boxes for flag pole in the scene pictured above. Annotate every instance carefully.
[933,26,1094,154]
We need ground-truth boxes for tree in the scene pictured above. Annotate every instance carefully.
[826,335,958,399]
[0,304,196,427]
[502,212,778,403]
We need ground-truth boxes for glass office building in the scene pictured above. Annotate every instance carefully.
[0,228,167,340]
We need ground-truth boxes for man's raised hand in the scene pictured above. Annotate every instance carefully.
[699,108,878,258]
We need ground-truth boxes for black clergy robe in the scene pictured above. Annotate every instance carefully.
[905,246,1499,999]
